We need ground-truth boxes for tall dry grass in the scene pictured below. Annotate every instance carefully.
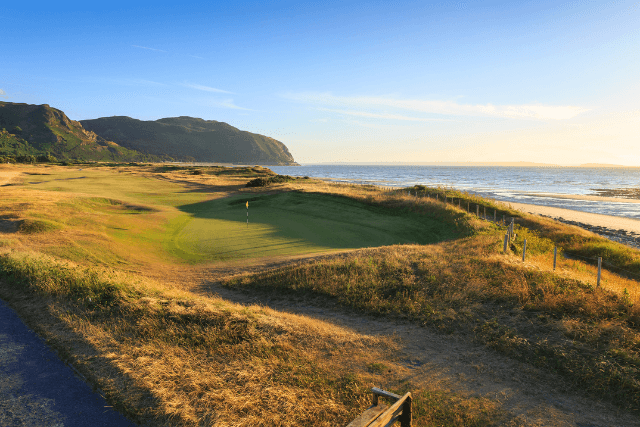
[0,249,512,426]
[225,229,640,412]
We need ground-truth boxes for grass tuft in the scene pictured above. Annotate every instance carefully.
[18,218,61,234]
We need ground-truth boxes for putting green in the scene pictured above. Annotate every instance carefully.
[166,191,456,263]
[19,168,459,265]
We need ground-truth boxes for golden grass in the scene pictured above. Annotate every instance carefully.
[0,249,508,426]
[3,163,640,423]
[225,230,640,411]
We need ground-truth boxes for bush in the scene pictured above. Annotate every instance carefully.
[0,155,16,164]
[36,153,58,163]
[16,154,36,164]
[245,175,298,187]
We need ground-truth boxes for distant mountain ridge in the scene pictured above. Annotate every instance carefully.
[0,101,298,165]
[81,115,298,165]
[0,102,152,161]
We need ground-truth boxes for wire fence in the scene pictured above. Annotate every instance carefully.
[332,181,640,286]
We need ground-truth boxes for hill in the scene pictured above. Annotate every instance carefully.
[81,115,298,165]
[0,102,159,162]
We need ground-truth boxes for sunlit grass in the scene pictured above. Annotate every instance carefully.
[2,163,640,423]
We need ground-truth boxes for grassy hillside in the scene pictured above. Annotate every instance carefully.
[0,164,639,425]
[81,116,298,165]
[0,102,164,162]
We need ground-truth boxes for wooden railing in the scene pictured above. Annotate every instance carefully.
[346,387,412,427]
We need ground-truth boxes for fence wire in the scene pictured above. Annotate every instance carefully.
[335,182,640,282]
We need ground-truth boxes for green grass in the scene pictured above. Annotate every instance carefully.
[18,218,61,234]
[6,164,639,423]
[24,169,208,207]
[166,191,459,263]
[21,170,462,265]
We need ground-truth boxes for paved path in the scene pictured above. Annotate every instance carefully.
[0,299,136,427]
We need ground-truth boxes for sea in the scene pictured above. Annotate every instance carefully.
[268,165,640,220]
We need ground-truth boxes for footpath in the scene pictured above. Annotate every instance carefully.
[0,298,135,427]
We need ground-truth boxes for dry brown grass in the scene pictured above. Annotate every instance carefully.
[0,249,510,426]
[225,229,640,412]
[3,163,640,424]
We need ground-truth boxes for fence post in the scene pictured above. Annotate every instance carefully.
[476,205,479,216]
[597,257,602,287]
[484,206,486,218]
[502,214,505,225]
[553,246,557,270]
[436,194,439,202]
[522,239,527,262]
[494,210,496,221]
[467,202,470,212]
[400,394,412,427]
[503,234,508,252]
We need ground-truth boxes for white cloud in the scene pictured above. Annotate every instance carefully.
[319,108,450,122]
[131,45,167,53]
[0,89,7,99]
[219,99,251,110]
[283,92,590,120]
[181,82,234,94]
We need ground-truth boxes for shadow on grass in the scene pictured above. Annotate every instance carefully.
[175,191,461,254]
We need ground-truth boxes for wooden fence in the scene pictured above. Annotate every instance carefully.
[347,387,412,427]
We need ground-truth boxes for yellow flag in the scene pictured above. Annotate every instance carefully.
[246,201,249,209]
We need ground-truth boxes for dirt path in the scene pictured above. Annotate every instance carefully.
[186,264,640,427]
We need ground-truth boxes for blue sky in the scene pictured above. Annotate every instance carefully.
[2,1,639,165]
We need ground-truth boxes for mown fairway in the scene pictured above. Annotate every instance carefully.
[17,166,457,265]
[168,191,456,262]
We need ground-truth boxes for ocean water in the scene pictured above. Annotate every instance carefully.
[269,165,640,220]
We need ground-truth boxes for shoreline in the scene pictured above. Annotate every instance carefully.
[507,201,640,248]
[507,191,640,204]
[311,178,640,246]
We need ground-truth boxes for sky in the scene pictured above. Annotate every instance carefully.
[1,0,639,165]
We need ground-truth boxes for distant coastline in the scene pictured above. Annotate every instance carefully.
[304,162,640,168]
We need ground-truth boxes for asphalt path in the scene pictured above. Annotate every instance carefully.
[0,298,136,427]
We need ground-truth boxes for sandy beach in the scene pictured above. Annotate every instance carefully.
[506,193,640,234]
[506,197,640,248]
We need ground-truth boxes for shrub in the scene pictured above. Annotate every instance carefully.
[245,174,298,187]
[16,154,36,164]
[0,155,16,164]
[36,153,58,163]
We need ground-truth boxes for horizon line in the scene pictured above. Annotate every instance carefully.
[296,161,640,168]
